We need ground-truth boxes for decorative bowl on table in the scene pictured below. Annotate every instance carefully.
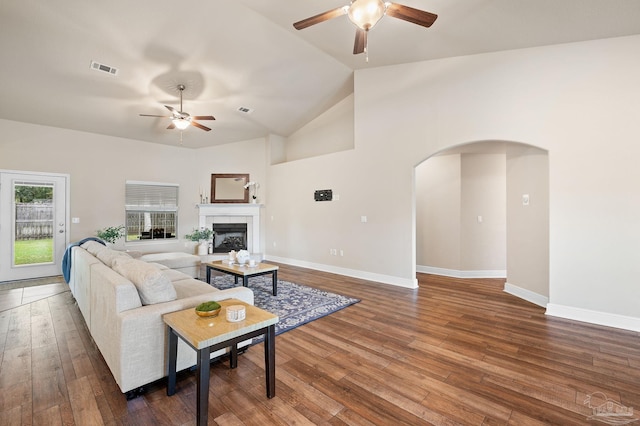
[195,301,222,317]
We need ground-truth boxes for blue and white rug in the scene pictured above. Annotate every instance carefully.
[209,275,360,339]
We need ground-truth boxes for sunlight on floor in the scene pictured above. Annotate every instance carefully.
[0,276,68,311]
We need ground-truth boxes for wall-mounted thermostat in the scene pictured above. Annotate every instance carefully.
[314,189,333,201]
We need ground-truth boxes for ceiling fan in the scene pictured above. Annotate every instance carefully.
[139,84,215,131]
[293,0,437,57]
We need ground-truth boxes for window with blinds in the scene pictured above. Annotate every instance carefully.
[125,181,179,242]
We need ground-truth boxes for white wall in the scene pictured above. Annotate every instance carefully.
[0,120,266,253]
[416,154,461,272]
[506,147,549,302]
[460,154,506,272]
[284,94,354,162]
[266,35,640,329]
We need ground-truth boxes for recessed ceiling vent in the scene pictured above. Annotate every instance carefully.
[90,60,118,76]
[237,106,254,114]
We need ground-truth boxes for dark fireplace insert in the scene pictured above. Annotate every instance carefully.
[212,223,247,253]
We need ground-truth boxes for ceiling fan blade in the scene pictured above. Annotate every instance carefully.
[164,105,180,116]
[166,122,176,130]
[191,121,211,132]
[385,3,438,27]
[353,29,367,55]
[293,6,347,30]
[192,115,216,121]
[139,114,171,118]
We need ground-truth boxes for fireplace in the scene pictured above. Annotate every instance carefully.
[212,223,247,253]
[198,204,261,255]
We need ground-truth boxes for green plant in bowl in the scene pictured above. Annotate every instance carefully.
[195,301,221,317]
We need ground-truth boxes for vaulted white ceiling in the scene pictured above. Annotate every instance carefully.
[1,0,640,148]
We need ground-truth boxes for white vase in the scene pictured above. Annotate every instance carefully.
[236,249,250,265]
[197,241,208,256]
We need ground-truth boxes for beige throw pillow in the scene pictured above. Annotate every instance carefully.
[112,257,177,305]
[81,240,108,256]
[96,248,131,267]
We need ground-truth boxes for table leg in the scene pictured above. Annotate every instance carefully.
[196,347,210,426]
[234,276,239,285]
[264,324,276,398]
[206,266,211,284]
[272,270,278,296]
[230,344,238,369]
[243,275,248,287]
[167,328,178,396]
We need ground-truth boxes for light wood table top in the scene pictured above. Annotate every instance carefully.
[163,299,278,350]
[206,260,278,276]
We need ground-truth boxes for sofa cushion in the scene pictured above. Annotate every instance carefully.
[96,248,131,267]
[138,252,200,269]
[81,240,108,256]
[172,278,220,299]
[112,257,177,305]
[161,268,191,283]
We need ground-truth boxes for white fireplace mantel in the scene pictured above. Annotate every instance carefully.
[197,204,262,253]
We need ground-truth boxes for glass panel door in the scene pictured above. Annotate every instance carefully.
[0,171,68,282]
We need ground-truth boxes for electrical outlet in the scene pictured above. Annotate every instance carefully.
[340,250,344,256]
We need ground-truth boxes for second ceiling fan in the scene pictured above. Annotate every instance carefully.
[293,0,437,57]
[140,84,215,132]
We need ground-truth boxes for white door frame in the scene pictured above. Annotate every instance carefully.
[0,169,70,282]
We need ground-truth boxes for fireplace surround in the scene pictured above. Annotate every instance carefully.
[197,204,261,255]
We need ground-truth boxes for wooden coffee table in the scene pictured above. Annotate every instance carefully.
[205,260,279,296]
[163,299,278,426]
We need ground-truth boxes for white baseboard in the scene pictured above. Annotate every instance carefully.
[546,304,640,332]
[503,282,548,308]
[416,265,506,279]
[265,255,418,289]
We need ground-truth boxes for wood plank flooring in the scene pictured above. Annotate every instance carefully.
[1,265,639,425]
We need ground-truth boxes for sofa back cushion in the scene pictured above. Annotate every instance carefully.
[81,240,107,256]
[96,248,131,267]
[112,257,177,305]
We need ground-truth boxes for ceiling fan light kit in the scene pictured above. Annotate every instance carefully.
[293,0,437,60]
[347,0,386,30]
[139,84,215,133]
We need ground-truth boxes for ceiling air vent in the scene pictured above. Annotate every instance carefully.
[90,60,118,76]
[237,106,254,114]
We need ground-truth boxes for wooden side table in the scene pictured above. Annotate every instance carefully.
[205,260,279,296]
[163,300,279,426]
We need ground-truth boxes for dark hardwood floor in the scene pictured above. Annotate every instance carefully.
[1,265,639,425]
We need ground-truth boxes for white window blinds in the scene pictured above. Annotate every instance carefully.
[125,181,178,211]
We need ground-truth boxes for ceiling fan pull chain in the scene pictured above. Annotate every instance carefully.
[365,36,369,62]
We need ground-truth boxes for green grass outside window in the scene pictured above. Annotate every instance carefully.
[14,238,53,265]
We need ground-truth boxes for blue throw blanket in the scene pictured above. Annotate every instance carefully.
[61,237,105,283]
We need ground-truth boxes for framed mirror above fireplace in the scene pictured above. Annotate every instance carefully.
[210,174,249,203]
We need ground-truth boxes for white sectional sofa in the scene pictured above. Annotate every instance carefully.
[68,240,254,395]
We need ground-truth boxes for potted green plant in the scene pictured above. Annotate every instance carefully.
[185,228,213,255]
[96,225,125,245]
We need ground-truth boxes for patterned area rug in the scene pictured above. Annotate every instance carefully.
[210,275,360,340]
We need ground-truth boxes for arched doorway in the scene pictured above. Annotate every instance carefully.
[414,140,549,306]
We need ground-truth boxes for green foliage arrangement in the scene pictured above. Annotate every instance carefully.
[195,301,221,312]
[185,227,213,242]
[96,225,125,244]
